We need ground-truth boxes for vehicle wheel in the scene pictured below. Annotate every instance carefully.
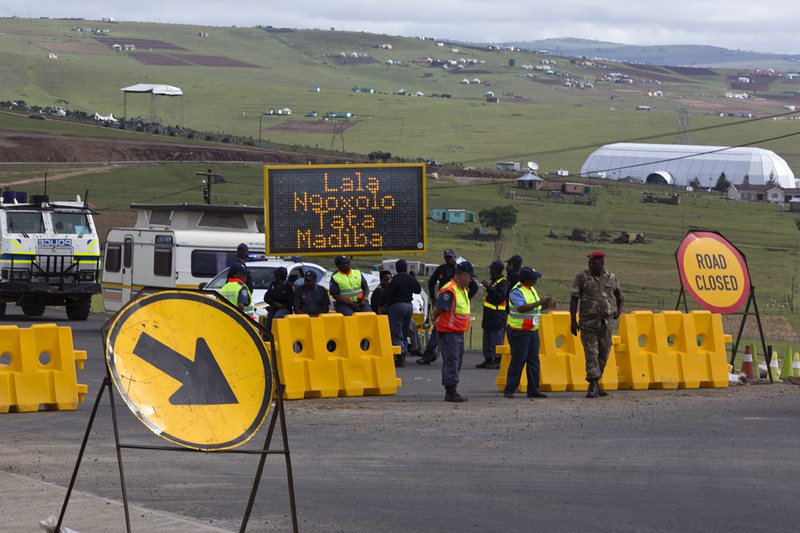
[22,304,46,317]
[66,297,91,321]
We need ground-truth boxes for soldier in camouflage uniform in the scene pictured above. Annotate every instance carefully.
[569,251,624,398]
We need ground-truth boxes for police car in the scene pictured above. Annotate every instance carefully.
[205,258,369,317]
[205,258,427,319]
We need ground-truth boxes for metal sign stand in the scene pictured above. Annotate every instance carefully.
[54,305,298,533]
[728,288,771,382]
[675,283,771,383]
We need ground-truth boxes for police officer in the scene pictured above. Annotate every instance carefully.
[263,266,293,334]
[433,261,474,402]
[230,243,254,291]
[330,255,371,316]
[294,270,330,317]
[503,267,554,398]
[370,270,392,315]
[418,249,479,365]
[220,262,255,319]
[477,260,509,369]
[570,251,624,398]
[505,254,523,295]
[382,259,422,367]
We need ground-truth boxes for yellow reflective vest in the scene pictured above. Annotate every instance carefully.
[220,280,255,318]
[482,276,507,311]
[506,282,540,331]
[332,269,365,302]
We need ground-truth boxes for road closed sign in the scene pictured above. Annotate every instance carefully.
[105,291,272,451]
[675,231,751,313]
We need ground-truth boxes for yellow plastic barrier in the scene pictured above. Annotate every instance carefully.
[660,310,704,388]
[615,311,680,390]
[271,313,401,400]
[539,312,588,391]
[497,310,730,393]
[614,310,730,390]
[690,310,731,388]
[0,324,88,413]
[495,312,619,393]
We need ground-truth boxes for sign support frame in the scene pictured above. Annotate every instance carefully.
[54,290,298,533]
[728,288,772,382]
[674,230,771,382]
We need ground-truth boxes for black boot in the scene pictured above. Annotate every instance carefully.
[598,366,609,396]
[394,353,406,367]
[586,379,599,398]
[416,347,438,365]
[444,385,467,403]
[476,359,494,369]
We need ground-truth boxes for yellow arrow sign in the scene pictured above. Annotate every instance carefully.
[106,291,272,451]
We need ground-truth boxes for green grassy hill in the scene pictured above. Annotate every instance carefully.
[2,18,800,173]
[511,38,800,69]
[2,18,800,349]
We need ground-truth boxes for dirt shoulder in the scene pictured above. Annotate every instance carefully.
[0,131,347,164]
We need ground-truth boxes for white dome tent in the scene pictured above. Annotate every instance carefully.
[580,143,795,188]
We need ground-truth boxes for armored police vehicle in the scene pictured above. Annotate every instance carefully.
[0,192,100,320]
[101,203,264,313]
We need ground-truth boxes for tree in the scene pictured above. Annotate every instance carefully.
[479,205,518,240]
[690,177,702,189]
[713,171,730,192]
[508,58,515,67]
[742,174,750,185]
[767,170,777,187]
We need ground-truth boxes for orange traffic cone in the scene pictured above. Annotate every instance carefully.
[740,345,756,380]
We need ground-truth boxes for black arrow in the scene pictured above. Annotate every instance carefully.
[132,332,238,406]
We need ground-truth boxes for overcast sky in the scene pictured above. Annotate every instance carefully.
[5,1,799,55]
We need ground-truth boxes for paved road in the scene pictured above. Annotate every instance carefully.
[1,309,798,532]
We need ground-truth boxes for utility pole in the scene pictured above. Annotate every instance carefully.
[675,107,690,144]
[196,168,215,205]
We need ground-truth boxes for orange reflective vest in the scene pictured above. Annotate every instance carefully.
[436,279,471,333]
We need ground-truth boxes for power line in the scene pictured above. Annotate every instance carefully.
[579,129,800,177]
[428,129,800,190]
[459,108,800,165]
[102,184,204,209]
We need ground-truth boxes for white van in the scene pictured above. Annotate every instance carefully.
[101,203,264,312]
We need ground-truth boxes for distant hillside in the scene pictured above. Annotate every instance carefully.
[2,18,800,174]
[507,38,800,69]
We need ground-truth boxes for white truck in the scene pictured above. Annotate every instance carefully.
[101,203,264,313]
[0,192,100,320]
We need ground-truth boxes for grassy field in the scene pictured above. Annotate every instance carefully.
[2,18,800,173]
[3,18,800,357]
[17,158,799,343]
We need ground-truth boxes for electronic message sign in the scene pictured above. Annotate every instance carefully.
[675,230,751,313]
[264,164,426,256]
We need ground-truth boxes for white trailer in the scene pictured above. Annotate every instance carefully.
[496,161,521,171]
[101,203,264,313]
